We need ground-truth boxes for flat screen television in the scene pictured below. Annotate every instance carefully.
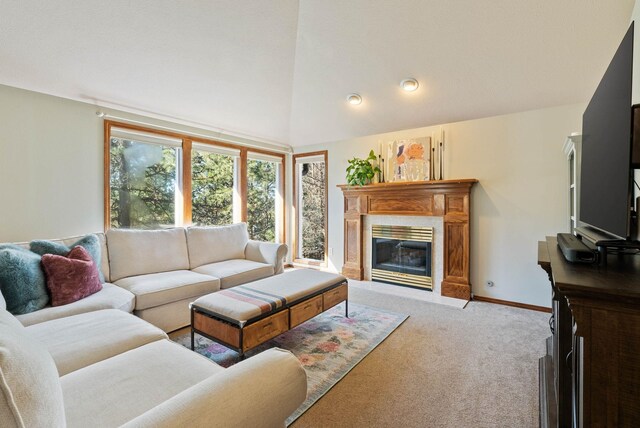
[579,22,637,242]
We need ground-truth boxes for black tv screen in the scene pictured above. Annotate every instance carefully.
[580,22,634,240]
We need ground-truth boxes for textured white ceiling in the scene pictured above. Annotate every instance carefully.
[0,0,635,146]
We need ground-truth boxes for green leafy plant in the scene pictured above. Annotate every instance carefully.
[346,150,381,186]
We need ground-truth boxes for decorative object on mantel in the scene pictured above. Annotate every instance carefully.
[405,138,430,181]
[430,128,446,180]
[380,137,433,182]
[346,150,381,186]
[337,179,478,300]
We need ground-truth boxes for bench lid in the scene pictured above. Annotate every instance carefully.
[191,269,347,325]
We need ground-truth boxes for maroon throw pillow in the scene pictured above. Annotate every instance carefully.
[41,246,103,307]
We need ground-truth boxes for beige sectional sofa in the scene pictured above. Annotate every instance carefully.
[0,223,305,427]
[0,304,307,427]
[7,222,287,332]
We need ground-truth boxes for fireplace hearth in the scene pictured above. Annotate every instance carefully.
[371,225,433,290]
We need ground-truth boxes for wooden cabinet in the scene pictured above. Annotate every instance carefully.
[538,237,640,427]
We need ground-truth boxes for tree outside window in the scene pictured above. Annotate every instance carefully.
[105,123,285,242]
[294,151,328,264]
[191,149,235,226]
[109,138,178,229]
[300,161,326,261]
[247,158,277,242]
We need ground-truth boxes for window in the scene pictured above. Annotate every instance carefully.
[104,121,285,241]
[191,143,240,226]
[247,153,283,242]
[109,128,182,229]
[293,151,328,264]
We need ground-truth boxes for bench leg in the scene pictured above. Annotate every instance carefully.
[345,300,349,318]
[190,308,195,350]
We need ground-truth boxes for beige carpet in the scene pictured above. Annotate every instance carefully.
[291,286,548,428]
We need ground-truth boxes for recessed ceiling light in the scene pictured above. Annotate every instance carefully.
[347,93,362,105]
[400,78,419,92]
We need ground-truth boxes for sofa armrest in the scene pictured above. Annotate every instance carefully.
[245,240,288,274]
[121,348,307,428]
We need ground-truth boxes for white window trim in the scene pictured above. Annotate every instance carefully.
[294,154,325,164]
[192,142,241,157]
[111,127,183,147]
[248,152,283,164]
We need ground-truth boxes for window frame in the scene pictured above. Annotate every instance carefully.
[292,150,328,266]
[104,120,286,243]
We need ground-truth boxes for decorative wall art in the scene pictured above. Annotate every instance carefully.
[374,129,447,183]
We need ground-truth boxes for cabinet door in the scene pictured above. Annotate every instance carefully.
[553,292,574,427]
[571,334,583,428]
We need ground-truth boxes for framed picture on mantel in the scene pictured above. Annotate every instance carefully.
[388,137,431,182]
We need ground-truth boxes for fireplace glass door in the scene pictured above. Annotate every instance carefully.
[371,225,433,290]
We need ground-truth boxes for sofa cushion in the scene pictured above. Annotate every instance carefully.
[107,228,190,281]
[192,259,274,289]
[31,233,106,283]
[0,245,48,315]
[11,233,110,283]
[16,283,135,327]
[134,296,197,333]
[26,309,167,376]
[61,339,222,428]
[41,246,103,307]
[186,223,249,269]
[114,270,220,310]
[0,309,66,427]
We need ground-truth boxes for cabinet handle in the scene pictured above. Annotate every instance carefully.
[549,315,555,335]
[566,350,573,374]
[262,322,273,329]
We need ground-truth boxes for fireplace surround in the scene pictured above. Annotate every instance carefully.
[338,179,477,300]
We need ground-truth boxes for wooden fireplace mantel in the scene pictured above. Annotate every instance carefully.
[337,179,478,300]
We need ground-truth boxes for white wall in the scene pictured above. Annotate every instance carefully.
[0,84,288,242]
[0,85,104,241]
[294,104,584,307]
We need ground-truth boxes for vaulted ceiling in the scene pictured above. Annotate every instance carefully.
[0,0,635,146]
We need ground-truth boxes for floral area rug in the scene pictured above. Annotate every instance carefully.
[174,302,407,425]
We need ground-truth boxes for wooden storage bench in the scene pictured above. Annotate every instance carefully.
[190,269,348,357]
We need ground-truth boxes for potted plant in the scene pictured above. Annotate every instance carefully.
[346,150,381,186]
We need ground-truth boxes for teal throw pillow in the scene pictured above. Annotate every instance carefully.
[30,234,105,283]
[0,245,49,315]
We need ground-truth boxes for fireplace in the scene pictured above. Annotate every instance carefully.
[371,225,433,290]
